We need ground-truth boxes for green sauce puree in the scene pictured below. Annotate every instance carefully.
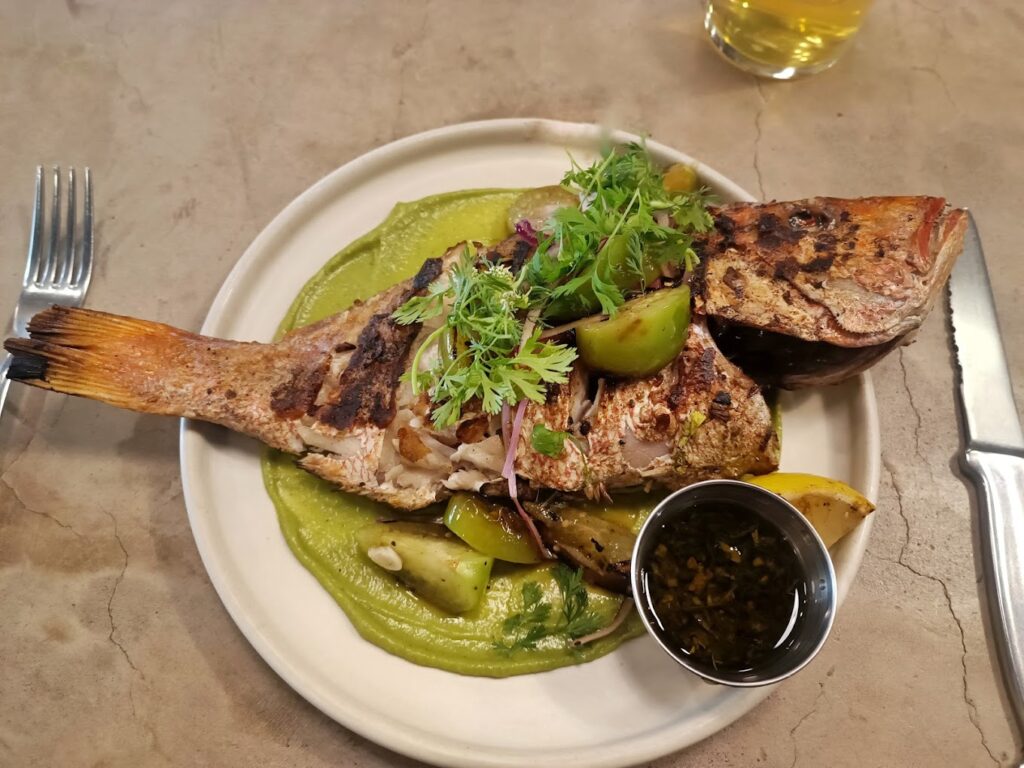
[262,189,656,676]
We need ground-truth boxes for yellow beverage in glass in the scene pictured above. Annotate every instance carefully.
[705,0,874,79]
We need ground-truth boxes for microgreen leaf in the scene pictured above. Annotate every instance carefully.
[530,424,569,457]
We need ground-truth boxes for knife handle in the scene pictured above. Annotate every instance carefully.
[963,449,1024,737]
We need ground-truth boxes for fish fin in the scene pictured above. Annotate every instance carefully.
[4,306,203,410]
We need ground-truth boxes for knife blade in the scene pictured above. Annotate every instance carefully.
[949,211,1024,747]
[949,213,1024,452]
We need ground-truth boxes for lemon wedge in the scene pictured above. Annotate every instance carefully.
[744,472,875,548]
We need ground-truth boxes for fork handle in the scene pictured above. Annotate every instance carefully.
[0,353,11,422]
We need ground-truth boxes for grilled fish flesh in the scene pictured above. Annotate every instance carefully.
[4,196,965,511]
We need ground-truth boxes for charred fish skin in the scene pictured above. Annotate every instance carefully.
[694,196,967,387]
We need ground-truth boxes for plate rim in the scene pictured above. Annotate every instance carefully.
[179,118,880,768]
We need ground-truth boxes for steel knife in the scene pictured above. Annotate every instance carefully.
[948,211,1024,747]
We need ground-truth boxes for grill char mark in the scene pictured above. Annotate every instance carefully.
[271,257,443,430]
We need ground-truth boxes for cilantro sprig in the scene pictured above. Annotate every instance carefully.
[396,247,576,428]
[493,565,606,654]
[393,143,714,428]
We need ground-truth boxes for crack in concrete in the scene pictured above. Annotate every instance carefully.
[789,683,827,768]
[227,120,256,220]
[897,348,927,467]
[0,474,83,537]
[104,509,139,680]
[883,461,999,766]
[911,65,955,107]
[391,2,430,141]
[752,79,767,200]
[393,58,410,141]
[0,410,35,474]
[909,0,941,13]
[140,717,172,764]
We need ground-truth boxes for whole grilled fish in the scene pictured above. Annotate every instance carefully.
[4,196,965,511]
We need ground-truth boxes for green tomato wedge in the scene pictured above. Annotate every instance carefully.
[577,285,692,377]
[355,521,493,614]
[443,493,543,565]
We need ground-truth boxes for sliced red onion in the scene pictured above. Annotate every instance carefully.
[572,598,636,646]
[514,219,538,247]
[508,473,553,559]
[501,399,527,481]
[500,398,553,559]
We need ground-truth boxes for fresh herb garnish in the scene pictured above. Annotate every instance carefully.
[493,565,606,653]
[393,143,714,428]
[494,581,552,653]
[527,144,714,319]
[530,423,570,457]
[552,563,605,639]
[396,247,576,428]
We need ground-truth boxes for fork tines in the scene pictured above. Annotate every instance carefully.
[24,165,93,292]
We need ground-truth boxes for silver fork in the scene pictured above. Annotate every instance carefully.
[0,166,93,420]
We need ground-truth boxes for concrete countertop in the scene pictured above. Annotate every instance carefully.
[1,1,1021,765]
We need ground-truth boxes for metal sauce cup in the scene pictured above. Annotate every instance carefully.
[631,479,837,687]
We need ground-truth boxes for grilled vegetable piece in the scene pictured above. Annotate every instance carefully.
[695,196,967,387]
[443,493,542,564]
[355,521,493,614]
[507,185,578,232]
[523,502,636,594]
[577,285,691,377]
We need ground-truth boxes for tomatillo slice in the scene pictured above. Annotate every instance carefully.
[355,521,493,613]
[577,285,691,377]
[443,493,543,565]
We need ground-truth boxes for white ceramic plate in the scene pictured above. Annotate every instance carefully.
[180,119,880,768]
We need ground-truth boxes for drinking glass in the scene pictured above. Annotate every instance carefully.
[705,0,875,79]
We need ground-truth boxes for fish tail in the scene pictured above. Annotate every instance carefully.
[4,306,214,412]
[10,305,274,424]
